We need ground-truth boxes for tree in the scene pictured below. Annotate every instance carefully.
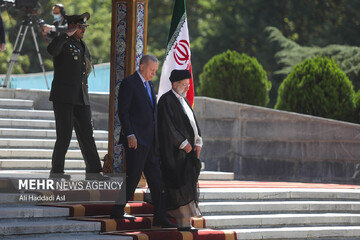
[275,56,356,122]
[198,50,271,107]
[267,26,360,90]
[0,0,111,74]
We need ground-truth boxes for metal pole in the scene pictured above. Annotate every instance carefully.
[2,24,29,88]
[30,26,49,89]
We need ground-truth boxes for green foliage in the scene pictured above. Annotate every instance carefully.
[148,0,360,104]
[1,0,111,74]
[275,56,356,122]
[267,26,360,90]
[0,10,30,74]
[2,0,360,105]
[352,89,360,124]
[198,50,271,107]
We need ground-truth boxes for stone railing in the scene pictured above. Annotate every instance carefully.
[194,97,360,184]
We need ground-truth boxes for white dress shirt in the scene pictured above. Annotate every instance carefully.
[172,89,203,149]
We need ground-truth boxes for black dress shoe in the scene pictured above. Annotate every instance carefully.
[49,173,71,180]
[178,226,198,232]
[153,218,179,228]
[110,210,136,220]
[85,173,110,181]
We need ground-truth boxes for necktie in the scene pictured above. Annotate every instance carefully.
[144,81,154,107]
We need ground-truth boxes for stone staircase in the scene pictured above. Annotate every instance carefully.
[2,186,360,239]
[200,188,360,239]
[0,97,108,171]
[1,95,360,239]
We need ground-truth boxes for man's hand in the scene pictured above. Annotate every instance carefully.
[194,146,202,159]
[127,135,138,149]
[43,24,53,33]
[0,43,5,51]
[183,143,192,154]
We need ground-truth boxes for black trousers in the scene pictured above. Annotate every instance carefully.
[113,142,166,219]
[51,102,102,173]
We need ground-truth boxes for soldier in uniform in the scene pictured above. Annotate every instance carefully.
[47,12,108,180]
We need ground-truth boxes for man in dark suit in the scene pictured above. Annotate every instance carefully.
[157,69,203,232]
[47,12,107,180]
[111,55,178,228]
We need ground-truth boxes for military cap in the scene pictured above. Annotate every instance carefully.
[169,69,191,83]
[65,12,90,25]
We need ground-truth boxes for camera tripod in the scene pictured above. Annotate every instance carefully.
[2,16,49,89]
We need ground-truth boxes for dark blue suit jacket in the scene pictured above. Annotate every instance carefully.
[118,71,157,148]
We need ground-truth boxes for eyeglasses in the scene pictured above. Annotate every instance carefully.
[77,25,89,30]
[179,83,190,87]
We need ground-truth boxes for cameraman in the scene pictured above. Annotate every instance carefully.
[0,10,5,51]
[42,3,67,40]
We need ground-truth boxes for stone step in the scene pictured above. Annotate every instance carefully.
[2,232,124,240]
[0,193,39,204]
[5,200,359,218]
[0,138,108,149]
[204,213,360,229]
[0,171,232,184]
[0,205,69,219]
[0,128,108,140]
[199,201,360,215]
[199,171,234,180]
[0,118,55,129]
[0,159,90,169]
[0,170,87,180]
[0,98,33,109]
[0,149,107,159]
[2,225,360,240]
[231,226,360,239]
[199,188,360,201]
[0,219,101,236]
[0,108,54,120]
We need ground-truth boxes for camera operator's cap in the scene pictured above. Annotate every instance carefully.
[65,12,90,25]
[169,69,191,83]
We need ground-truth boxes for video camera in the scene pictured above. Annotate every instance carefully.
[0,0,44,28]
[1,0,38,9]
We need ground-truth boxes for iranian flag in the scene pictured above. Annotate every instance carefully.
[157,0,194,107]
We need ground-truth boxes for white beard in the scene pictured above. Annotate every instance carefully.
[175,86,187,98]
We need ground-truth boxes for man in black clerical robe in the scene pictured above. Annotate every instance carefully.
[157,69,203,232]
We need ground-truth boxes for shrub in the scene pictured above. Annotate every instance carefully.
[197,50,271,106]
[275,56,356,122]
[354,91,360,123]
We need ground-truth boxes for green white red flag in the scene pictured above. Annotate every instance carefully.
[157,0,194,107]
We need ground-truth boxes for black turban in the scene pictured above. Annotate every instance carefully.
[169,69,191,83]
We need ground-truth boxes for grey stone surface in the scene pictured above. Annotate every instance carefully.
[0,219,101,236]
[193,97,360,183]
[0,128,108,139]
[0,88,109,130]
[233,226,360,240]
